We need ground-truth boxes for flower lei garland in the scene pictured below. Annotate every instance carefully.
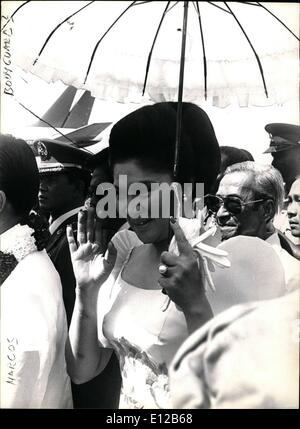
[0,223,37,286]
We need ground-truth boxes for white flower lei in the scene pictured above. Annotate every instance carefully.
[0,223,37,262]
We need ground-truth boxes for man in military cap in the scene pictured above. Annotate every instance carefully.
[35,139,92,325]
[35,139,121,409]
[264,123,300,193]
[264,123,300,251]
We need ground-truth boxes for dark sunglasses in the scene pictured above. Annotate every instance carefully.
[204,194,265,215]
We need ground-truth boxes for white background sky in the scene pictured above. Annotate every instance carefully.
[1,2,299,164]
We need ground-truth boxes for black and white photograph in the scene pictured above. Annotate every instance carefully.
[0,1,299,412]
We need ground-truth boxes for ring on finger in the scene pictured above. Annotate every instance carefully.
[159,264,168,276]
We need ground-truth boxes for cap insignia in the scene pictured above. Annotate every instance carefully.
[36,141,50,161]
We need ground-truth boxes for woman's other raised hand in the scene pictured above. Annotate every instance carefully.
[66,207,117,289]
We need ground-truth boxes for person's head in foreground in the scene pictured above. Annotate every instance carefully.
[0,134,73,409]
[205,161,284,241]
[169,289,299,409]
[264,123,300,193]
[287,177,300,239]
[109,102,220,244]
[0,134,39,235]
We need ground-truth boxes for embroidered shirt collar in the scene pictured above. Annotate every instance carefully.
[49,206,84,235]
[0,223,36,261]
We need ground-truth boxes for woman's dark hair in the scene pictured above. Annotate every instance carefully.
[0,134,48,250]
[109,102,220,194]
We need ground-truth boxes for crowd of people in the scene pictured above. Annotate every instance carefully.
[0,102,299,409]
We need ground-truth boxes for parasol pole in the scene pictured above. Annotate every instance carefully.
[164,1,189,301]
[173,1,189,180]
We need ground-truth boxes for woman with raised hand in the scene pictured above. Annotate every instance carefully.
[66,102,220,409]
[0,134,72,408]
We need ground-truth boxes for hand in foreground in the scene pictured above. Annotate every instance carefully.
[66,208,117,289]
[158,218,210,318]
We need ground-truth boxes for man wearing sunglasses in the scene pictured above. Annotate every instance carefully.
[206,162,280,242]
[206,161,298,292]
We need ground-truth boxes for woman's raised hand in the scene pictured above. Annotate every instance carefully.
[158,218,205,311]
[158,218,213,333]
[66,208,117,289]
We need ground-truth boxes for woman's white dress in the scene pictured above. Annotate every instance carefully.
[97,230,189,409]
